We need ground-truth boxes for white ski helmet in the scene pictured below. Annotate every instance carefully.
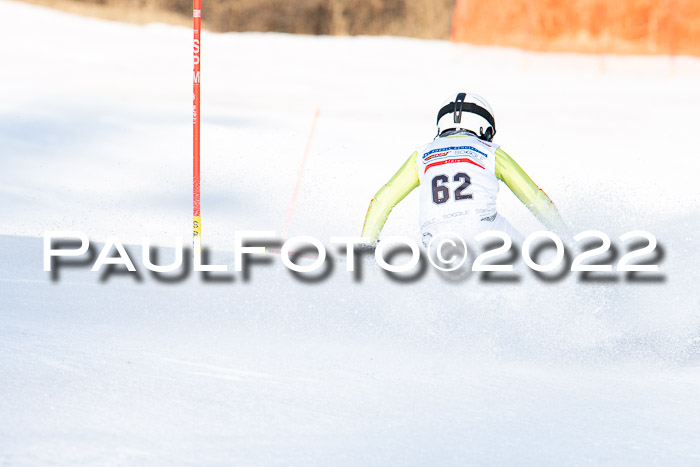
[436,92,496,142]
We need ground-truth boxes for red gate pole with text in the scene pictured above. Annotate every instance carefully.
[193,0,202,243]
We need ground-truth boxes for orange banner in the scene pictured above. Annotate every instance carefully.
[451,0,700,56]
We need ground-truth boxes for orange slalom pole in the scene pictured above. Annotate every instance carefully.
[193,0,202,242]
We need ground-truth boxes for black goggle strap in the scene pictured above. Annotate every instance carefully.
[454,92,466,123]
[436,99,496,134]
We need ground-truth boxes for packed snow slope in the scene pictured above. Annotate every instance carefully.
[1,1,700,464]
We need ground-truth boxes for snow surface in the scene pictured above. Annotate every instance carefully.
[1,0,700,464]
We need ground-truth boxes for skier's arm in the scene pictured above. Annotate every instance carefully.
[361,152,420,243]
[495,147,566,232]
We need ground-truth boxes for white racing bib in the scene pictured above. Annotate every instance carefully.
[416,135,500,240]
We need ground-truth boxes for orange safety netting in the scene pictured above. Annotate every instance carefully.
[451,0,700,56]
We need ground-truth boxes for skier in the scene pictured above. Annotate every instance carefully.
[361,92,566,247]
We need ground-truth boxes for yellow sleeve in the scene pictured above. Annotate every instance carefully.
[495,147,566,232]
[361,152,420,243]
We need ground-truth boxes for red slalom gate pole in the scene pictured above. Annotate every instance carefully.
[281,107,321,239]
[192,0,202,243]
